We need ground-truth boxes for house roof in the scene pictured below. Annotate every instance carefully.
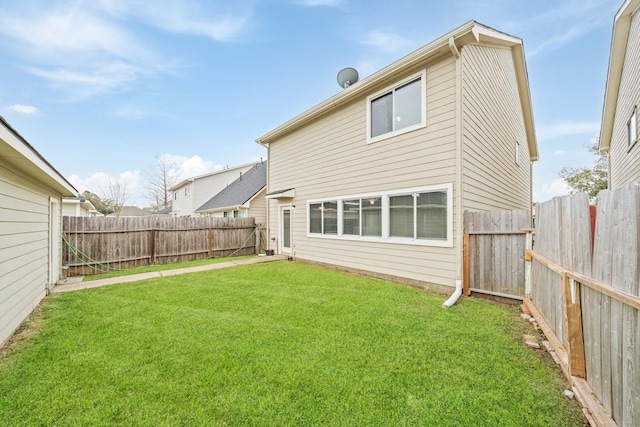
[256,20,538,161]
[0,115,77,196]
[170,160,265,192]
[599,0,640,152]
[196,161,267,212]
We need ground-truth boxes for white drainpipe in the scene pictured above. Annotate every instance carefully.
[442,279,463,309]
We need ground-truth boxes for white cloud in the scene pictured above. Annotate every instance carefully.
[7,104,39,114]
[296,0,343,7]
[69,170,143,205]
[552,150,566,156]
[524,1,617,58]
[97,0,250,42]
[170,155,219,180]
[536,121,600,141]
[67,155,228,207]
[0,0,248,99]
[533,178,570,203]
[361,30,412,53]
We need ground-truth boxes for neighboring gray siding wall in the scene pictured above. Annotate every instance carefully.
[461,43,531,211]
[267,57,460,288]
[248,188,266,226]
[0,163,50,346]
[609,9,640,189]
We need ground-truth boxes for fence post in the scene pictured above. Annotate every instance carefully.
[149,229,156,265]
[463,233,470,296]
[208,228,213,258]
[256,226,262,254]
[524,229,534,298]
[562,273,586,378]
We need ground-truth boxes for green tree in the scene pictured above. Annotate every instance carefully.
[82,190,115,216]
[558,140,608,201]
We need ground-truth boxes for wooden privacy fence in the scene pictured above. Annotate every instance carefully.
[62,216,260,276]
[463,209,531,299]
[527,185,640,427]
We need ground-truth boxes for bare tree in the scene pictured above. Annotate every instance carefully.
[103,177,128,218]
[144,154,178,211]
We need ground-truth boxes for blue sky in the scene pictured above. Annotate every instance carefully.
[0,0,621,206]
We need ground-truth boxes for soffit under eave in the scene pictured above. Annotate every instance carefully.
[0,141,77,196]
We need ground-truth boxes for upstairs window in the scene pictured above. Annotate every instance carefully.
[367,70,426,143]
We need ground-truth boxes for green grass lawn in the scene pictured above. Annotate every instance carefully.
[81,254,256,281]
[0,262,586,426]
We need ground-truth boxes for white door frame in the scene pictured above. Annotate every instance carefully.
[279,205,292,255]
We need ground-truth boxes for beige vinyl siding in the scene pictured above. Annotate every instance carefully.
[268,57,459,287]
[248,188,266,225]
[0,165,51,346]
[461,43,531,211]
[609,9,640,189]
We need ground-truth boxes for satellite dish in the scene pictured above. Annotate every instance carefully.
[337,67,359,89]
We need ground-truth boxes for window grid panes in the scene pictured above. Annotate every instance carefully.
[370,76,422,139]
[343,200,360,235]
[362,197,382,237]
[308,186,449,245]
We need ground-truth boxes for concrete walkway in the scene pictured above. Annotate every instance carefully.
[52,255,286,293]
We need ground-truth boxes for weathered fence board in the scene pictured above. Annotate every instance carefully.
[589,183,640,426]
[62,216,257,276]
[529,185,640,427]
[463,209,530,298]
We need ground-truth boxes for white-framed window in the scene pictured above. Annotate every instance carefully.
[367,70,427,144]
[309,201,338,235]
[628,107,637,148]
[307,184,452,247]
[223,210,245,218]
[342,197,382,237]
[185,185,191,197]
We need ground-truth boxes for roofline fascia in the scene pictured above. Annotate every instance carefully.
[256,20,482,145]
[599,0,640,152]
[0,115,77,196]
[169,160,263,192]
[255,21,538,161]
[196,204,246,214]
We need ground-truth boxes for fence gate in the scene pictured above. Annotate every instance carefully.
[463,209,531,299]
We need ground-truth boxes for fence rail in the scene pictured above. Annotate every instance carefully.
[62,216,259,276]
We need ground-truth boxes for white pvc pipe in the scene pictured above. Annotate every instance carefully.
[442,279,463,309]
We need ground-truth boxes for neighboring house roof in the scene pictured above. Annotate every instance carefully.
[0,115,77,196]
[256,20,538,161]
[153,206,173,215]
[196,161,267,212]
[599,0,640,152]
[170,160,265,192]
[107,206,154,217]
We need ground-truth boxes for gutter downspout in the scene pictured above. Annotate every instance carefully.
[444,36,463,309]
[443,280,463,309]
